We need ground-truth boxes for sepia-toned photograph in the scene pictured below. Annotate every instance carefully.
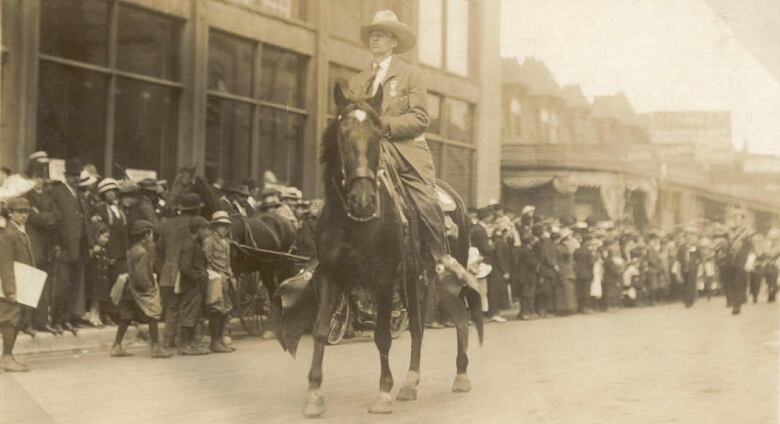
[0,0,778,422]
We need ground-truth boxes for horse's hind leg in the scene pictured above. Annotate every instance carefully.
[302,272,343,418]
[368,284,395,414]
[397,272,424,401]
[438,286,472,393]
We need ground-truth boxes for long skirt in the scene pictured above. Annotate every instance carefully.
[554,278,578,312]
[731,270,748,306]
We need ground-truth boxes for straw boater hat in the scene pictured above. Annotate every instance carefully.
[211,211,232,226]
[97,178,119,195]
[28,151,50,164]
[78,170,98,188]
[360,10,417,54]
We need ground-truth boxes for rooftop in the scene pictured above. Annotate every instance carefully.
[504,57,564,99]
[592,92,640,126]
[561,84,590,109]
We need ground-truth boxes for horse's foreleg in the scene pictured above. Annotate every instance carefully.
[368,284,394,414]
[438,285,472,393]
[302,273,342,418]
[397,271,425,402]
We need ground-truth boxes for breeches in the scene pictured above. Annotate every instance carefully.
[386,142,449,261]
[178,285,203,329]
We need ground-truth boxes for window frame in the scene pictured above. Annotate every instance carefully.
[206,28,309,186]
[417,0,471,77]
[37,0,185,178]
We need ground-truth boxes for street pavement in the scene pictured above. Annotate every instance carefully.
[1,299,777,424]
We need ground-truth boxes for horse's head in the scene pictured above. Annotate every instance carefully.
[330,83,384,220]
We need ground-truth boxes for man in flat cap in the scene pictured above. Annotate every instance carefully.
[0,197,35,371]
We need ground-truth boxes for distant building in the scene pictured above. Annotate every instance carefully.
[500,56,779,232]
[644,111,733,164]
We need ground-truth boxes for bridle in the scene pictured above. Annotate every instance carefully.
[330,110,384,223]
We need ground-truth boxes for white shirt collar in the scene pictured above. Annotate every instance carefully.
[373,55,392,71]
[11,220,26,234]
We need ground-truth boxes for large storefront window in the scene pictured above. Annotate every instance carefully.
[445,0,469,75]
[37,1,182,180]
[114,78,178,178]
[228,0,308,22]
[418,0,443,68]
[37,62,108,168]
[206,29,308,186]
[40,0,109,66]
[425,94,476,205]
[418,0,470,75]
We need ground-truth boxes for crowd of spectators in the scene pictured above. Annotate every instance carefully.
[2,150,779,372]
[446,202,779,330]
[0,151,316,371]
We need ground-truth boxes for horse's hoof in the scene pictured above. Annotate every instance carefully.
[368,392,393,414]
[302,391,326,418]
[452,373,472,393]
[396,385,417,401]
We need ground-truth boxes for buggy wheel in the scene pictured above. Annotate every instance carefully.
[236,273,269,337]
[390,308,409,339]
[327,293,351,345]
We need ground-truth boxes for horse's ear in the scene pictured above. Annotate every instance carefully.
[369,85,383,114]
[334,82,349,112]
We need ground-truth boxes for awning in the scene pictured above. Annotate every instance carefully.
[502,170,658,221]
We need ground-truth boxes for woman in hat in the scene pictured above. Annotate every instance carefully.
[111,220,172,358]
[346,9,450,285]
[202,211,235,353]
[92,178,129,325]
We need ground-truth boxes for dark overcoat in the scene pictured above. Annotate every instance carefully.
[0,223,36,325]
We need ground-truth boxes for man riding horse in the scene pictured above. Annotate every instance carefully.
[348,9,450,282]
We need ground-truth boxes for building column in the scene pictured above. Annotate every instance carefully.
[304,0,330,197]
[472,0,502,207]
[180,0,208,173]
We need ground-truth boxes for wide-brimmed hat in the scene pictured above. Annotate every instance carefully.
[211,211,232,226]
[130,220,154,236]
[97,178,119,195]
[260,186,280,199]
[28,151,50,164]
[118,181,139,196]
[64,158,83,176]
[258,199,282,210]
[477,205,494,220]
[138,178,163,193]
[360,10,417,54]
[178,192,204,211]
[280,186,303,201]
[78,170,98,187]
[224,181,250,197]
[6,196,30,211]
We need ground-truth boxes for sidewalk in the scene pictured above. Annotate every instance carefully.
[14,319,257,357]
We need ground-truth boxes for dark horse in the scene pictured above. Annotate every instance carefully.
[167,167,299,301]
[297,84,483,417]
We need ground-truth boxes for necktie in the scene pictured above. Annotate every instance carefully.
[366,63,380,96]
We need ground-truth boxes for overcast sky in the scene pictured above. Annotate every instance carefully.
[501,0,780,157]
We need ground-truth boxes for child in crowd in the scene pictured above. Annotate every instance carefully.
[86,223,111,327]
[111,220,171,359]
